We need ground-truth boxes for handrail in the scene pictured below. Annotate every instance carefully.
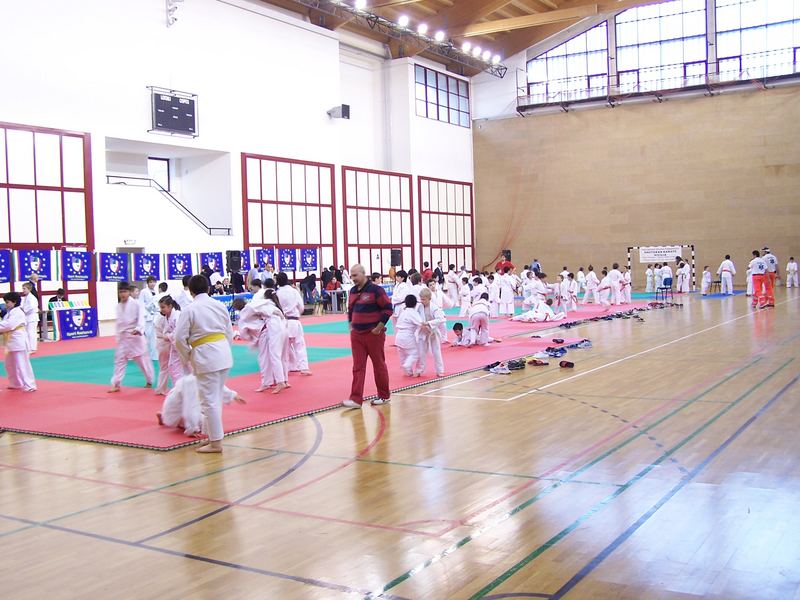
[105,175,232,236]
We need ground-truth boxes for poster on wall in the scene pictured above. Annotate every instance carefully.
[255,248,274,268]
[300,248,317,272]
[166,253,193,280]
[0,250,12,283]
[61,251,92,282]
[638,246,684,263]
[98,252,130,282]
[17,249,53,281]
[239,250,251,272]
[133,253,162,281]
[279,248,297,271]
[199,252,224,275]
[54,307,98,340]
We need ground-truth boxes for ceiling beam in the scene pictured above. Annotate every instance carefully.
[427,0,516,31]
[449,5,597,37]
[370,0,427,7]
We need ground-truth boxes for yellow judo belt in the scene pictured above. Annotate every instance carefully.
[189,332,226,348]
[2,324,25,346]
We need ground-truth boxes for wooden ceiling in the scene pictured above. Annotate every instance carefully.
[258,0,671,76]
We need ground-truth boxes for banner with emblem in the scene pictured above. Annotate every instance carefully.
[98,252,130,282]
[61,251,92,282]
[240,250,251,272]
[0,249,12,283]
[279,248,297,271]
[17,249,53,281]
[166,253,193,280]
[133,253,161,281]
[254,248,274,269]
[299,248,318,271]
[54,307,98,340]
[199,252,224,275]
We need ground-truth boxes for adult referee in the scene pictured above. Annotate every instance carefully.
[343,264,392,408]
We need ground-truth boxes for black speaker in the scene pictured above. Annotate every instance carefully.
[502,249,512,261]
[390,249,402,267]
[226,250,242,272]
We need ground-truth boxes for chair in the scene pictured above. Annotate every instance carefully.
[710,280,721,294]
[655,283,674,302]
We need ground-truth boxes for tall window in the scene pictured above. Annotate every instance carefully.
[615,0,707,93]
[414,65,470,128]
[147,157,170,191]
[527,23,609,104]
[716,0,800,81]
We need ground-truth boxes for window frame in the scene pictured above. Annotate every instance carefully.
[414,64,471,129]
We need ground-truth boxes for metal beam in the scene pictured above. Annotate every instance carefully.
[371,0,427,7]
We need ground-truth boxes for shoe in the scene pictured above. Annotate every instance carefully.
[489,363,511,374]
[483,361,501,371]
[370,397,391,405]
[552,338,565,344]
[531,335,541,338]
[576,340,592,349]
[342,399,363,409]
[527,359,549,366]
[559,360,575,368]
[531,351,550,359]
[507,359,526,370]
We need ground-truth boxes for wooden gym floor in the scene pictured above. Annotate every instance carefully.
[1,290,799,599]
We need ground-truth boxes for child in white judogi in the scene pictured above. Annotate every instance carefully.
[458,277,472,317]
[660,263,674,288]
[487,274,500,317]
[20,283,39,353]
[654,263,663,290]
[554,275,569,317]
[451,321,501,346]
[521,271,536,301]
[608,264,623,305]
[786,257,798,288]
[468,293,492,346]
[576,268,586,293]
[701,266,712,295]
[597,269,612,309]
[513,297,565,322]
[392,270,411,327]
[158,374,243,437]
[140,277,159,361]
[677,262,690,293]
[445,265,459,306]
[236,293,289,394]
[0,292,36,391]
[276,274,311,375]
[582,267,599,304]
[175,275,194,310]
[498,268,516,316]
[416,288,446,377]
[395,295,424,376]
[746,266,753,296]
[154,295,187,395]
[621,267,632,303]
[108,282,154,392]
[427,279,452,342]
[567,273,579,311]
[645,265,654,293]
[471,276,487,302]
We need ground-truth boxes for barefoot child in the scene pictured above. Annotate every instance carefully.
[416,288,446,377]
[154,295,187,395]
[0,292,36,391]
[109,282,154,392]
[157,374,244,436]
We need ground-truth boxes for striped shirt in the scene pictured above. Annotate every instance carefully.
[348,282,392,333]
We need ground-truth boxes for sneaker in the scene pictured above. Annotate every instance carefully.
[508,359,526,370]
[483,361,501,371]
[489,363,511,375]
[342,399,363,409]
[576,340,593,349]
[552,338,565,344]
[527,359,549,366]
[370,397,391,405]
[531,351,550,359]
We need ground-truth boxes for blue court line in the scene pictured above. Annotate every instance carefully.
[0,512,410,600]
[137,415,324,544]
[549,372,800,599]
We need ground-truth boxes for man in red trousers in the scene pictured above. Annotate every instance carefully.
[343,264,393,408]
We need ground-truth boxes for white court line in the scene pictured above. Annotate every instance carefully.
[393,393,509,402]
[506,298,795,401]
[419,373,492,395]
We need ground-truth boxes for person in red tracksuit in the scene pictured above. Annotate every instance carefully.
[343,264,393,408]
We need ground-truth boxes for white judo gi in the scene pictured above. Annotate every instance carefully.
[395,306,424,375]
[787,260,798,288]
[512,299,564,323]
[276,284,310,372]
[577,270,586,292]
[0,306,36,391]
[174,293,234,443]
[140,286,159,361]
[608,268,623,305]
[159,374,240,436]
[445,270,459,306]
[392,281,412,324]
[21,292,39,352]
[498,273,516,316]
[468,298,492,345]
[645,268,654,293]
[416,302,446,376]
[111,298,154,388]
[622,271,632,303]
[238,299,287,388]
[154,309,187,395]
[582,271,600,304]
[701,270,712,295]
[458,283,472,317]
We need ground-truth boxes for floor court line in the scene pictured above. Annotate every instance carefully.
[418,373,492,395]
[393,393,509,402]
[509,298,795,399]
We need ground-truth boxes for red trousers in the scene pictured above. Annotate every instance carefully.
[765,272,776,305]
[751,274,765,306]
[350,330,390,404]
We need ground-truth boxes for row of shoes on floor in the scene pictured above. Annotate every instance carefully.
[485,338,591,374]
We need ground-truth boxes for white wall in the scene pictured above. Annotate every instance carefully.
[177,153,233,228]
[471,51,528,121]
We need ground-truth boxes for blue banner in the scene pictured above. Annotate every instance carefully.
[278,248,297,271]
[240,250,251,272]
[17,249,52,281]
[255,248,274,269]
[0,249,12,283]
[54,307,98,340]
[133,253,161,281]
[98,252,129,282]
[199,252,224,275]
[166,253,193,280]
[61,251,92,282]
[300,248,318,271]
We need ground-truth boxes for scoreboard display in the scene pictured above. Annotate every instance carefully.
[150,89,198,136]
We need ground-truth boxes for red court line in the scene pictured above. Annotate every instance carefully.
[254,406,388,506]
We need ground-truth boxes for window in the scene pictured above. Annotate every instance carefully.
[526,23,609,104]
[414,65,470,128]
[148,157,170,191]
[715,0,800,81]
[616,0,707,93]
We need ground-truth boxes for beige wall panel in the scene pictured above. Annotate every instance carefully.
[473,86,800,286]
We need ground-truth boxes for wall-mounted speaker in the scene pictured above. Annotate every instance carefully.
[390,249,402,267]
[226,250,242,272]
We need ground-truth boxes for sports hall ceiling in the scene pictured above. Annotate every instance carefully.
[257,0,670,76]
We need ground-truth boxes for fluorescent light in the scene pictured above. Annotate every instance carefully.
[461,41,471,52]
[397,14,409,27]
[417,23,428,35]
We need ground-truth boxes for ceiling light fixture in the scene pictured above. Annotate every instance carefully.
[397,14,409,27]
[417,23,428,35]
